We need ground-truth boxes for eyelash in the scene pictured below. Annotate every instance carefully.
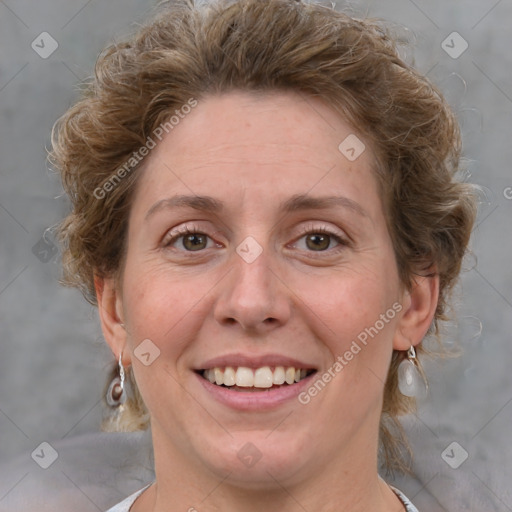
[294,224,349,252]
[162,224,212,248]
[162,224,349,254]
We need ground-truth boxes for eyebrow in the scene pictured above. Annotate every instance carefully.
[281,194,368,218]
[145,195,223,220]
[145,193,368,221]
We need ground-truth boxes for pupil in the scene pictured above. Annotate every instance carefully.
[306,234,329,251]
[184,234,206,251]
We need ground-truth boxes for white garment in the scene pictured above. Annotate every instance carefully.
[104,483,420,511]
[104,483,151,512]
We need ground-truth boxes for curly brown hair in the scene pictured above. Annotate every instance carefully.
[50,0,477,473]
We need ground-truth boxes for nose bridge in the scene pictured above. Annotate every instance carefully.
[214,237,290,331]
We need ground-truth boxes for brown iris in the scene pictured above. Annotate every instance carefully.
[182,233,208,251]
[306,233,330,251]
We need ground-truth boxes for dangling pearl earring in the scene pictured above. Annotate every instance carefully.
[106,353,127,407]
[398,345,427,399]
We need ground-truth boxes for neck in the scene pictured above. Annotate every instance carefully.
[134,422,403,512]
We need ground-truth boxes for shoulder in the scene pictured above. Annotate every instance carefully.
[390,486,420,512]
[104,484,152,512]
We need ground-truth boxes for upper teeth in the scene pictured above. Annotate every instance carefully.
[202,366,309,388]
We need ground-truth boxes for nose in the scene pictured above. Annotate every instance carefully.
[213,241,291,334]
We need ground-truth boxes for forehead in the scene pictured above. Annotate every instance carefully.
[131,90,381,218]
[164,90,367,164]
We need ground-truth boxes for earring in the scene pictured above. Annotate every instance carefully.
[398,345,427,399]
[106,353,127,407]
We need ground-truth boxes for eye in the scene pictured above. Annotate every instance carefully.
[163,226,216,252]
[293,226,348,252]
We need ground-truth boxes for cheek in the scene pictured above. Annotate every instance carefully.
[121,260,217,362]
[303,265,396,338]
[121,266,217,422]
[289,267,399,446]
[293,259,399,384]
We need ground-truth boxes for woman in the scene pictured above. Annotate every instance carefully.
[51,0,477,510]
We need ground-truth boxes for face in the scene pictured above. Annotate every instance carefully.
[105,90,409,488]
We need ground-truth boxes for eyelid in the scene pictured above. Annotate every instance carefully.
[161,222,350,253]
[295,223,349,242]
[290,223,351,253]
[162,223,213,246]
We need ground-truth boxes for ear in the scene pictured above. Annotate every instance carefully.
[95,274,131,366]
[393,273,440,351]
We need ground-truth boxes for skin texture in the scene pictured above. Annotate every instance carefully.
[96,90,438,512]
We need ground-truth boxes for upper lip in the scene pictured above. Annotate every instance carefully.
[196,353,318,370]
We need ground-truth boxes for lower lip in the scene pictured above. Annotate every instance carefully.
[195,372,317,411]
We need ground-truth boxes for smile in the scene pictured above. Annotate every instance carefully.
[201,366,316,391]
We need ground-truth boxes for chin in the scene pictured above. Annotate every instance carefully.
[193,430,314,489]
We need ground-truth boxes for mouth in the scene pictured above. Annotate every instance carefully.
[197,366,317,392]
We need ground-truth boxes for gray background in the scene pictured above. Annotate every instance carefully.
[0,0,511,510]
